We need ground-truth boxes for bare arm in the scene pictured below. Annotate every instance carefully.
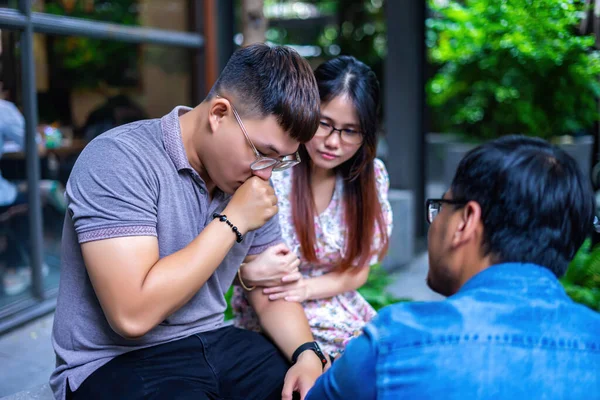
[247,284,314,359]
[82,176,278,340]
[239,254,311,357]
[246,267,324,400]
[305,265,370,300]
[82,219,237,339]
[263,265,371,302]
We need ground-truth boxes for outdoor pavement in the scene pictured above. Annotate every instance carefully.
[0,313,55,398]
[0,250,442,398]
[387,251,445,302]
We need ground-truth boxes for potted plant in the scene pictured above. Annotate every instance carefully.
[426,0,600,186]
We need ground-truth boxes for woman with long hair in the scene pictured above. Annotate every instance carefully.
[232,55,393,359]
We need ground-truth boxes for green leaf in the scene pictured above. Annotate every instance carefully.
[426,0,600,140]
[561,239,600,312]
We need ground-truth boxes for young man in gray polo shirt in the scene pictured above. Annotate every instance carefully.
[51,44,326,400]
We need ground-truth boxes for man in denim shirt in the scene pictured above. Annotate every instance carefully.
[308,135,600,399]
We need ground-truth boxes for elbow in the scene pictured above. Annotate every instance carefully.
[357,275,369,289]
[249,290,287,319]
[109,314,153,340]
[353,268,370,290]
[251,294,272,317]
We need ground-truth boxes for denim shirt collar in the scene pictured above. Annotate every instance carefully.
[457,262,569,300]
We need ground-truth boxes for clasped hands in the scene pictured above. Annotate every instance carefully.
[240,243,311,302]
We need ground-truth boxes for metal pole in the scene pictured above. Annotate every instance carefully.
[216,0,235,72]
[0,8,204,48]
[18,0,44,299]
[384,0,426,237]
[203,0,218,91]
[190,0,206,103]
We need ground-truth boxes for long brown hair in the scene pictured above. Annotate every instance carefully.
[291,56,389,270]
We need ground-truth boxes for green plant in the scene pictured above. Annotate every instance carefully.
[224,286,235,321]
[261,0,386,103]
[45,0,140,88]
[426,0,600,141]
[358,263,411,311]
[561,239,600,312]
[263,0,385,60]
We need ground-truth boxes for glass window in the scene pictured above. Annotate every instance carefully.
[0,0,17,9]
[0,201,34,308]
[0,10,31,306]
[0,29,194,305]
[42,0,190,32]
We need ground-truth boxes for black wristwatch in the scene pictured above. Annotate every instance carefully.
[292,341,327,370]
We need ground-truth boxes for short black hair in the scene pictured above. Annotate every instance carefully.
[207,43,320,143]
[451,135,595,276]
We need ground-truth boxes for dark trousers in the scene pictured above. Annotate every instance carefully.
[69,325,290,400]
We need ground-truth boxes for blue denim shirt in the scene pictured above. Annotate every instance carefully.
[307,263,600,399]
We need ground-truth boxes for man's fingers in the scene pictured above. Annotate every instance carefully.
[269,194,278,206]
[281,374,297,400]
[268,204,279,219]
[298,378,312,400]
[287,258,301,271]
[283,251,298,264]
[272,242,289,254]
[285,296,302,302]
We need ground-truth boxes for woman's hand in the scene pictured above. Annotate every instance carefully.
[263,276,311,302]
[240,243,302,288]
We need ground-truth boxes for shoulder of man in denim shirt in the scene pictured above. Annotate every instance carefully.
[307,135,600,400]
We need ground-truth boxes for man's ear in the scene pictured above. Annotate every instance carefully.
[208,98,230,134]
[451,201,483,248]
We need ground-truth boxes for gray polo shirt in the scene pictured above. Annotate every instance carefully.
[50,106,281,400]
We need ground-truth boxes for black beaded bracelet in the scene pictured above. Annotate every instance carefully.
[212,213,244,243]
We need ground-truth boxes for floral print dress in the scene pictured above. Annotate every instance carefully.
[231,158,393,358]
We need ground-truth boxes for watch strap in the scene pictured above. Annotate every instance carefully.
[292,341,328,369]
